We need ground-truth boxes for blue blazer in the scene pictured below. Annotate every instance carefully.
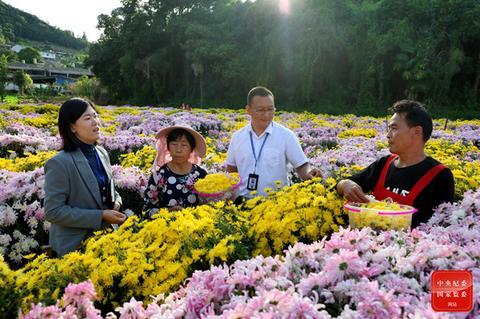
[43,146,122,257]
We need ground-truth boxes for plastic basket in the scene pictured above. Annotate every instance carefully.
[194,174,241,204]
[344,202,417,231]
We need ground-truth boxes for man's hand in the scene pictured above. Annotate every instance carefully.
[337,179,370,203]
[296,163,321,180]
[308,167,322,178]
[102,210,127,224]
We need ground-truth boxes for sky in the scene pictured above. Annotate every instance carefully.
[3,0,290,42]
[2,0,122,42]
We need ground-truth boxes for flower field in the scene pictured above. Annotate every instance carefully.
[0,103,479,318]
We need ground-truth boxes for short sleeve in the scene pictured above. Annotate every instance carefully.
[196,166,208,178]
[143,169,166,212]
[285,131,308,168]
[429,168,455,205]
[348,157,386,193]
[226,136,237,167]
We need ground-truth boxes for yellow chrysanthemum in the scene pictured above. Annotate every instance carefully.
[194,172,240,194]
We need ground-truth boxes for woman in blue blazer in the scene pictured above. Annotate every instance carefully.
[44,98,126,257]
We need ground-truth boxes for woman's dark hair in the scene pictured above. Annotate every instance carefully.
[167,128,196,151]
[58,98,97,151]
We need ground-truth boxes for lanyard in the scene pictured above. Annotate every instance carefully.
[249,131,269,173]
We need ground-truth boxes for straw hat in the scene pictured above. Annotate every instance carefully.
[153,125,207,172]
[155,124,206,158]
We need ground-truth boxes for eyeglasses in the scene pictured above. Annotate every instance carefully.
[253,108,275,114]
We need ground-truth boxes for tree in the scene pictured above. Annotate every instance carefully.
[13,70,33,95]
[69,76,108,104]
[0,1,87,49]
[87,0,480,111]
[0,55,8,101]
[18,47,41,64]
[0,34,18,62]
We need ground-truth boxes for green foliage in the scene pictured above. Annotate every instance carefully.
[87,0,480,112]
[18,47,41,64]
[13,70,33,95]
[0,54,8,101]
[0,29,5,44]
[31,86,62,99]
[0,32,17,62]
[3,95,18,104]
[0,1,87,49]
[68,76,108,104]
[0,285,22,319]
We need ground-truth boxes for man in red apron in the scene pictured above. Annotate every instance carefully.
[337,100,454,228]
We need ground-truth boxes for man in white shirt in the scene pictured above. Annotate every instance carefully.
[226,86,321,199]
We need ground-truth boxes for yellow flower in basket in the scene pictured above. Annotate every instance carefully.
[361,200,402,210]
[344,198,417,231]
[194,172,241,202]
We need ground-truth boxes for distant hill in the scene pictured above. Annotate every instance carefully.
[0,0,88,50]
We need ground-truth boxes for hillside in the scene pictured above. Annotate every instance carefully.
[0,0,87,50]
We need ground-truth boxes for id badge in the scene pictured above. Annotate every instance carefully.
[247,173,259,190]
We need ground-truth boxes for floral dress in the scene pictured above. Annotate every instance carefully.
[143,164,207,216]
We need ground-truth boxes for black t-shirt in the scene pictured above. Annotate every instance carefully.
[349,155,455,228]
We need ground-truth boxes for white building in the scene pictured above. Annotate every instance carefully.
[40,51,56,60]
[10,44,25,53]
[10,45,56,60]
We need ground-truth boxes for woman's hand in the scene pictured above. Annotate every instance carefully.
[102,210,127,224]
[113,202,122,211]
[169,205,183,212]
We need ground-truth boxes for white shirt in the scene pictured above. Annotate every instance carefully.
[226,121,308,197]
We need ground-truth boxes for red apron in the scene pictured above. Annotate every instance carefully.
[372,155,447,205]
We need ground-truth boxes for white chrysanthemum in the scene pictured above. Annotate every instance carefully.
[0,204,17,227]
[0,234,12,246]
[12,229,25,240]
[449,209,466,225]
